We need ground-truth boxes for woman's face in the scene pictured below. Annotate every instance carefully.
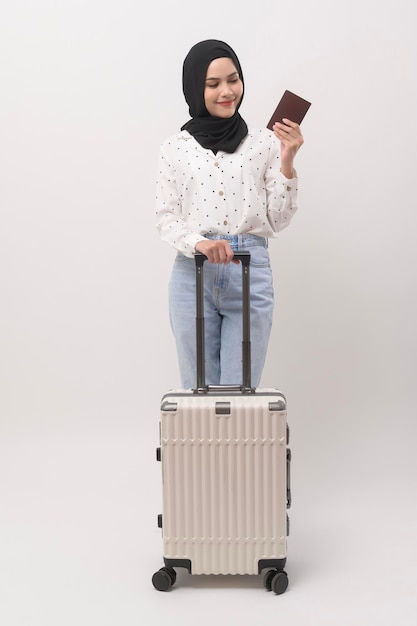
[204,57,243,118]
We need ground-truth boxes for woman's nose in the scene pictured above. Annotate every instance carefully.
[220,82,233,96]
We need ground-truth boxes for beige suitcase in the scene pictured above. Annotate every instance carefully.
[152,252,291,594]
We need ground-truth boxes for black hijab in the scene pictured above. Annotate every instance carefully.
[181,39,248,154]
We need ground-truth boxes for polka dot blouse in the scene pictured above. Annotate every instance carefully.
[155,127,299,258]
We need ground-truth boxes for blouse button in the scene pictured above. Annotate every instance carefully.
[214,162,219,167]
[223,220,228,225]
[218,190,224,196]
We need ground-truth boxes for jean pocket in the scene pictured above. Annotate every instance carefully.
[248,246,270,268]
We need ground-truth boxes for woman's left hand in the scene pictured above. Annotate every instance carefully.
[273,118,304,178]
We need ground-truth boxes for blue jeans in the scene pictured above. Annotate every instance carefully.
[168,234,274,388]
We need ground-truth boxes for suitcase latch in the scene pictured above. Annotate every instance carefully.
[215,402,231,415]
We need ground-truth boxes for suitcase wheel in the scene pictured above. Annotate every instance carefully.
[152,566,177,592]
[263,569,288,595]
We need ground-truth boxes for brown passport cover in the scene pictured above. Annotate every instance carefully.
[267,90,311,130]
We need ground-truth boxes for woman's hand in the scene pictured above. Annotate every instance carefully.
[195,239,240,264]
[273,118,304,179]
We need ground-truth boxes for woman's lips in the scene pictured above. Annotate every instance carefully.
[218,100,234,106]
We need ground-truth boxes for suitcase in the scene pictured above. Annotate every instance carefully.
[152,251,292,594]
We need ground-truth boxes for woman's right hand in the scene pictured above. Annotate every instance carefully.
[195,239,239,264]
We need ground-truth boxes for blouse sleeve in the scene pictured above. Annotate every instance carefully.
[155,146,206,258]
[264,135,299,233]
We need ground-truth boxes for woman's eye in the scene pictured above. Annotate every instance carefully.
[205,77,239,89]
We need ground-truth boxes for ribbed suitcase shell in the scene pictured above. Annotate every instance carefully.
[159,390,288,575]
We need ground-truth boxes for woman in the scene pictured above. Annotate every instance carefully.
[156,39,304,388]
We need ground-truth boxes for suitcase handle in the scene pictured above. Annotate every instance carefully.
[194,251,253,393]
[194,250,251,268]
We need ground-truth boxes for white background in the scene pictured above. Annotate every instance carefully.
[1,1,416,624]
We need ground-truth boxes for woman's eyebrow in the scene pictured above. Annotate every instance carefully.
[205,71,239,81]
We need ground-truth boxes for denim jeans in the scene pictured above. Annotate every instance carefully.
[168,234,274,389]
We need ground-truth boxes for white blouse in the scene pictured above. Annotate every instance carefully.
[155,127,298,258]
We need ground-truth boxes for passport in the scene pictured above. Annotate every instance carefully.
[267,90,311,130]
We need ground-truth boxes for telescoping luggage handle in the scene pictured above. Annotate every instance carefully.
[194,251,253,394]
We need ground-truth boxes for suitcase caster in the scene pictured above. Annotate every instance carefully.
[152,566,177,592]
[263,569,289,595]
